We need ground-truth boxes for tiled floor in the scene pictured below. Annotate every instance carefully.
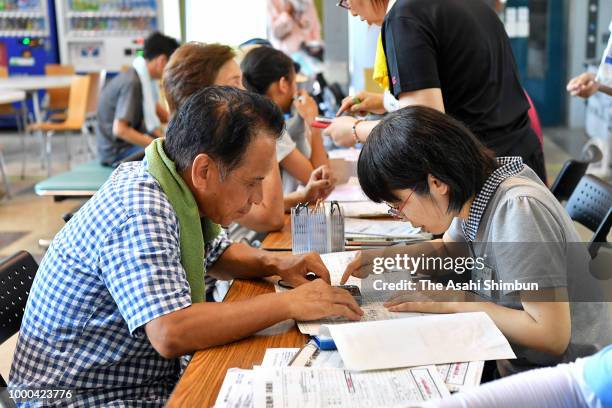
[0,127,608,380]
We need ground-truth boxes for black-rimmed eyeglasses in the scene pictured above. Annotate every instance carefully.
[336,0,350,10]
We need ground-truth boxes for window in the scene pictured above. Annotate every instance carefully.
[185,0,268,46]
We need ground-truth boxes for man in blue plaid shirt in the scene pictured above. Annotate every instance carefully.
[9,87,362,407]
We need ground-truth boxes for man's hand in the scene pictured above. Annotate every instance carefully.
[337,91,386,116]
[293,89,319,124]
[567,72,599,99]
[301,165,335,202]
[272,252,332,287]
[324,116,358,147]
[282,279,364,321]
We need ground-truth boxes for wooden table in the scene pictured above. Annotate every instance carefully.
[166,278,308,407]
[261,214,292,251]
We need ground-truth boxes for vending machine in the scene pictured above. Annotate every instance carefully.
[0,0,60,75]
[54,0,163,73]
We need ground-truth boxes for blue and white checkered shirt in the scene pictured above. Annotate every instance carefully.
[9,159,231,407]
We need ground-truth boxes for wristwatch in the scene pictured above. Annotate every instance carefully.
[352,119,364,145]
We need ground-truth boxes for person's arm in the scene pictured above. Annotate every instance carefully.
[112,119,155,147]
[112,77,155,146]
[429,360,585,408]
[325,88,445,147]
[309,127,329,168]
[236,160,285,232]
[144,279,362,358]
[268,0,295,40]
[293,90,329,170]
[283,165,333,211]
[279,148,315,185]
[306,0,321,41]
[156,101,169,124]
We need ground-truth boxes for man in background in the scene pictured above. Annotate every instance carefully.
[96,31,179,166]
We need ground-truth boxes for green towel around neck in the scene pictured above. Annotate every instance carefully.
[145,138,221,303]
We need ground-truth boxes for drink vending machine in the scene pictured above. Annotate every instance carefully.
[54,0,163,72]
[0,0,60,75]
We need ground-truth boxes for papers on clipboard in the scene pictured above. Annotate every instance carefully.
[253,366,450,408]
[322,312,516,371]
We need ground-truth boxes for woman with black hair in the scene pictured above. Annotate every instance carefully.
[241,46,332,195]
[341,106,612,377]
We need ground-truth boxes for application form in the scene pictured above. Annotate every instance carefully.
[436,361,485,392]
[214,368,255,408]
[253,366,450,408]
[277,251,424,336]
[262,345,484,392]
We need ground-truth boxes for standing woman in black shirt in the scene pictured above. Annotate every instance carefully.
[325,0,547,182]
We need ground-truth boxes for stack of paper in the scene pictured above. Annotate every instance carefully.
[253,366,449,408]
[339,201,389,218]
[260,345,484,392]
[344,217,432,245]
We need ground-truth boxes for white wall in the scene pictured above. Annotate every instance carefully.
[185,0,268,45]
[161,0,182,41]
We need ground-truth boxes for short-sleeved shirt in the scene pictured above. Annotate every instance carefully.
[382,0,538,157]
[276,128,297,164]
[281,114,312,193]
[444,158,612,375]
[96,68,148,165]
[9,160,231,407]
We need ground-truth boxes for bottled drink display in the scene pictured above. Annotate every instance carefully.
[69,0,157,11]
[66,0,158,35]
[0,0,42,11]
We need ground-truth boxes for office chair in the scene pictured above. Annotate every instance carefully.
[0,251,38,408]
[565,175,612,258]
[550,159,590,202]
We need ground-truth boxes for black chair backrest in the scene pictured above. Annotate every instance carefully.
[565,175,612,256]
[550,159,590,201]
[0,251,38,345]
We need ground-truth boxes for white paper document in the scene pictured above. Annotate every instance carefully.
[328,148,360,161]
[436,361,485,392]
[323,312,516,371]
[295,251,423,335]
[344,217,425,238]
[262,343,346,369]
[263,346,484,392]
[261,348,300,368]
[253,366,450,408]
[214,368,255,408]
[297,300,422,336]
[340,201,389,218]
[326,180,369,202]
[320,251,359,286]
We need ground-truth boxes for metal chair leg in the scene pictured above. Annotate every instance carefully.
[0,149,11,199]
[63,132,72,169]
[20,100,28,179]
[45,130,53,177]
